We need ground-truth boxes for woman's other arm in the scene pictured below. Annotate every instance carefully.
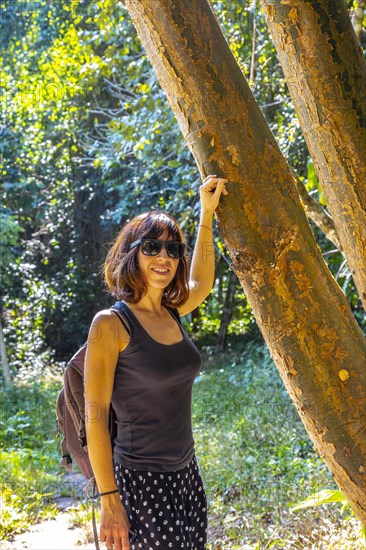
[85,310,130,550]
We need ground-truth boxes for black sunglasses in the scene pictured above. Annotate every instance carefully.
[129,238,186,259]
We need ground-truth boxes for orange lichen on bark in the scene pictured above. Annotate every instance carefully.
[339,369,350,382]
[290,260,313,299]
[274,226,299,258]
[312,325,338,356]
[284,354,299,377]
[207,137,241,182]
[288,8,299,25]
[263,3,275,21]
[225,145,240,166]
[335,347,347,361]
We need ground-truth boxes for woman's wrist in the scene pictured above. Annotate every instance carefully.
[97,482,119,495]
[198,223,212,231]
[100,492,123,511]
[199,212,213,226]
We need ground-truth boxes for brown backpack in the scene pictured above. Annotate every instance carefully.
[57,344,95,478]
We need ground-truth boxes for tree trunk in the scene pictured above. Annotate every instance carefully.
[0,318,12,386]
[260,0,366,309]
[217,271,237,352]
[123,0,366,524]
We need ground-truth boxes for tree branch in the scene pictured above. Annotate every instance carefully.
[291,169,342,251]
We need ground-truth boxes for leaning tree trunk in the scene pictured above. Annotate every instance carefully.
[260,0,366,309]
[123,0,366,523]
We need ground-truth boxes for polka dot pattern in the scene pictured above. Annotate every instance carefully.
[114,454,207,549]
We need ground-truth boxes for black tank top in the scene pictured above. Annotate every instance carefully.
[111,301,202,472]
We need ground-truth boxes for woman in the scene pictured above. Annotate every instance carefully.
[85,175,228,550]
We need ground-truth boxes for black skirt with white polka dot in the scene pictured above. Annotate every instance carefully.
[114,454,208,549]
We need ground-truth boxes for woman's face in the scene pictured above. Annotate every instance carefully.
[137,229,180,291]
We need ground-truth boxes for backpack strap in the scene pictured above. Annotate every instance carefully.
[110,304,131,335]
[67,342,87,375]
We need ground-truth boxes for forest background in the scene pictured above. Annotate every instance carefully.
[0,0,365,548]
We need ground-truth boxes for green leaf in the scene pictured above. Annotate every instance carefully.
[168,160,180,168]
[361,524,366,549]
[306,159,318,190]
[290,489,347,512]
[267,540,287,549]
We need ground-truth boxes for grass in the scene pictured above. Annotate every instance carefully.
[0,379,62,539]
[0,341,363,548]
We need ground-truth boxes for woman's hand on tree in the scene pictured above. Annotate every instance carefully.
[100,495,131,550]
[199,174,228,215]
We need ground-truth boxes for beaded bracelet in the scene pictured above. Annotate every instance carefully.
[199,224,213,231]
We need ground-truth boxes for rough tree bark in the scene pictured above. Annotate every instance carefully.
[123,0,366,524]
[260,0,366,309]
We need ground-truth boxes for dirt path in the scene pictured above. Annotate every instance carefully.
[2,512,95,550]
[2,472,95,550]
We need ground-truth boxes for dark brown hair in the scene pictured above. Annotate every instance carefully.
[104,210,190,307]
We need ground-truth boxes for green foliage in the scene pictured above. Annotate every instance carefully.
[305,159,326,206]
[290,489,347,511]
[290,489,366,549]
[0,214,24,286]
[1,0,364,376]
[188,275,254,340]
[194,343,326,507]
[0,379,62,538]
[1,0,200,365]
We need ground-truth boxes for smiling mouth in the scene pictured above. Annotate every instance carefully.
[151,267,169,274]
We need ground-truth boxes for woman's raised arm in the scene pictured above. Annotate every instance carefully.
[179,175,228,317]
